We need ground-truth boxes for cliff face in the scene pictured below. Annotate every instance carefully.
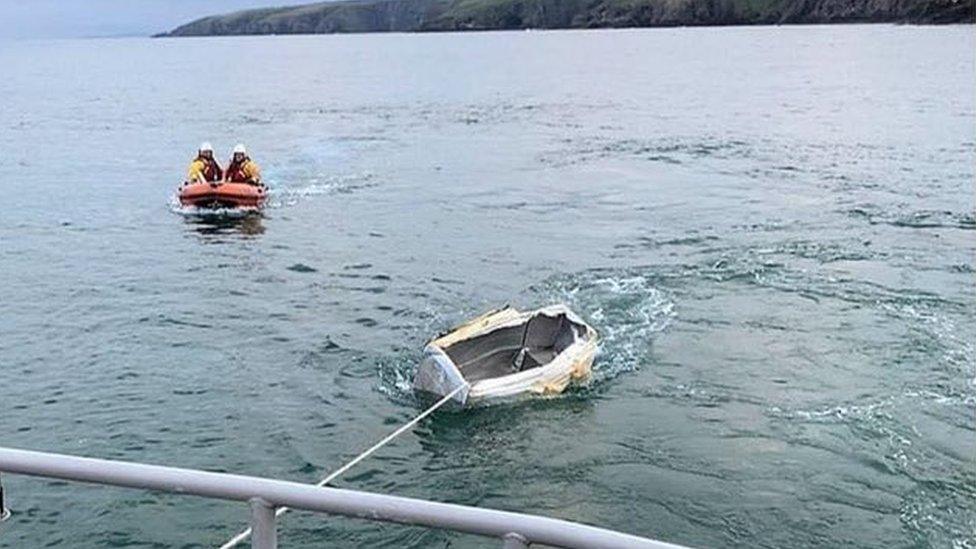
[159,0,974,36]
[161,0,446,35]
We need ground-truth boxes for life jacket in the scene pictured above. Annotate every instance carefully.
[199,157,223,182]
[226,158,253,183]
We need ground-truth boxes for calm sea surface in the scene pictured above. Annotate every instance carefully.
[0,25,973,548]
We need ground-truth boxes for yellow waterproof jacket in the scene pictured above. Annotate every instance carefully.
[186,158,222,183]
[227,158,261,184]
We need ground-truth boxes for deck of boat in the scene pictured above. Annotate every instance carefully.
[459,347,558,383]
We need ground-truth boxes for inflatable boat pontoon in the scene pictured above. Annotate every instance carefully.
[178,181,267,209]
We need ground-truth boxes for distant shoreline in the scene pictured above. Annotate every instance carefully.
[153,20,976,39]
[157,0,974,38]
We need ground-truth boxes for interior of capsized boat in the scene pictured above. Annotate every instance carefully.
[442,313,586,383]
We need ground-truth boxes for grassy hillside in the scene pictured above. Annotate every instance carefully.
[159,0,973,36]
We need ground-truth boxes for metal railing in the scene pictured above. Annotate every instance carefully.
[0,447,689,549]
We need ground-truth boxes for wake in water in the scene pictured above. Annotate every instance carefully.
[169,203,260,219]
[537,270,676,385]
[167,171,376,216]
[266,172,376,208]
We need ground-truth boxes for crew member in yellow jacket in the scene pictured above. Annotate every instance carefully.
[225,144,262,185]
[186,142,223,183]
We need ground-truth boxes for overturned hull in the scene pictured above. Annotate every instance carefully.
[414,305,598,408]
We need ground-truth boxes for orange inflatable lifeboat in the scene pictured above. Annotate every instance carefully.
[178,181,267,209]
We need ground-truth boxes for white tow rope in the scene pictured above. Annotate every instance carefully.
[218,383,467,549]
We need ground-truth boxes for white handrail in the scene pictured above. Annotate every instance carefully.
[0,447,689,549]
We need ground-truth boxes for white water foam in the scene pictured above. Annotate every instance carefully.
[265,172,376,208]
[542,270,676,384]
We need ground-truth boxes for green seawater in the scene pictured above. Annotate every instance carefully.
[0,25,973,548]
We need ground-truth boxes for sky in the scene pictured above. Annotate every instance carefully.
[0,0,296,39]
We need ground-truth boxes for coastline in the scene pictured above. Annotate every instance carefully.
[156,0,975,37]
[154,19,976,38]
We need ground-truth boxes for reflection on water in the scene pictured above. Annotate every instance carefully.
[184,211,266,237]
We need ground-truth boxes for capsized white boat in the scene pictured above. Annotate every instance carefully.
[413,304,598,407]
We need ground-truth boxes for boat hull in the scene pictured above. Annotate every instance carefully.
[414,305,598,408]
[178,182,267,209]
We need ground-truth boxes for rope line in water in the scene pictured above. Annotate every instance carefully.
[218,384,467,549]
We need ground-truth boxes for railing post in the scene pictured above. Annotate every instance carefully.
[0,472,10,522]
[502,532,529,548]
[249,498,276,549]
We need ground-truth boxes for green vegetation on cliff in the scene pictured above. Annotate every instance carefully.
[159,0,973,36]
